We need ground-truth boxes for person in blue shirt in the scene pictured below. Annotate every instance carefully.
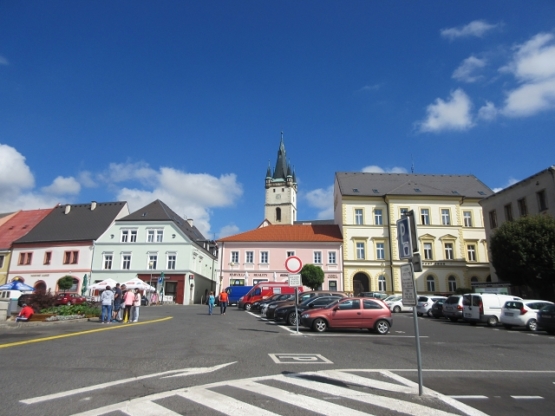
[208,291,215,315]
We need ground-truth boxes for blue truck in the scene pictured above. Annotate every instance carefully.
[225,286,253,306]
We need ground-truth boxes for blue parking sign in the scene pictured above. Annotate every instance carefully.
[396,216,413,259]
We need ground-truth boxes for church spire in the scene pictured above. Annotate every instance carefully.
[272,131,289,180]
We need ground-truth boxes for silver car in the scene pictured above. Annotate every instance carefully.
[416,296,447,317]
[442,295,464,322]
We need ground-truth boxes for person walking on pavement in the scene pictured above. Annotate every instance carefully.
[122,287,135,323]
[207,291,215,315]
[112,283,122,322]
[219,289,229,315]
[100,286,114,324]
[131,288,141,322]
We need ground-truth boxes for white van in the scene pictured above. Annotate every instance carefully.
[463,293,523,326]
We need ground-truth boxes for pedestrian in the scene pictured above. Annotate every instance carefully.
[208,291,215,315]
[112,283,122,322]
[219,289,229,315]
[123,287,135,323]
[131,288,141,322]
[16,303,34,322]
[100,286,114,324]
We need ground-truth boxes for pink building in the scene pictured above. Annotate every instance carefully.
[217,222,344,291]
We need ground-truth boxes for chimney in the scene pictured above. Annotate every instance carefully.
[187,218,194,227]
[65,204,71,214]
[91,201,97,211]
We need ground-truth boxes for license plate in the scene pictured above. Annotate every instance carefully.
[505,312,514,317]
[464,313,472,318]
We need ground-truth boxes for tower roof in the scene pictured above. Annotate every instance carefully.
[272,134,289,180]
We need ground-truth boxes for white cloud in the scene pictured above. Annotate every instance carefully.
[358,84,382,92]
[500,33,555,117]
[417,89,474,133]
[304,185,334,220]
[441,20,499,40]
[492,177,519,193]
[478,101,498,121]
[41,176,81,195]
[453,56,487,83]
[0,55,8,65]
[218,224,240,239]
[362,165,408,174]
[78,171,98,188]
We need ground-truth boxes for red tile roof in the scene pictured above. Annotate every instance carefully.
[218,224,343,243]
[0,208,54,249]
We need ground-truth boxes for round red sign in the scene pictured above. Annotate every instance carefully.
[285,256,303,273]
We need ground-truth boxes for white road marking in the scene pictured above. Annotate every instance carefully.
[511,396,543,399]
[122,400,182,416]
[269,353,333,364]
[449,396,488,399]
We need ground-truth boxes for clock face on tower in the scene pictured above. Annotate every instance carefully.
[276,194,281,200]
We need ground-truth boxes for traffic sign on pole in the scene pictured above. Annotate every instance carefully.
[285,256,303,273]
[288,274,302,287]
[396,217,413,259]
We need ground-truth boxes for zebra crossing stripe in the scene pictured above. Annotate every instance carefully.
[313,370,418,394]
[176,388,280,416]
[123,400,181,416]
[234,380,371,416]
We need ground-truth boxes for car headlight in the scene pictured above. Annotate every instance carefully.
[269,305,277,309]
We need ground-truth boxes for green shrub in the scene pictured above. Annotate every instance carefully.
[40,303,101,317]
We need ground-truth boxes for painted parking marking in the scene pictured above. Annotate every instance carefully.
[449,396,488,399]
[511,395,543,399]
[269,353,333,364]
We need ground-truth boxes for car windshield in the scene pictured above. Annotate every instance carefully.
[386,296,401,302]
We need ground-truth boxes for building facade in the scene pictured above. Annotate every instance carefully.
[334,172,492,295]
[91,200,218,305]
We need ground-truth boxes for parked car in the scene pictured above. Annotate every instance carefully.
[262,290,347,318]
[238,282,302,311]
[254,294,284,312]
[224,286,253,306]
[537,304,555,335]
[500,299,554,331]
[300,297,392,334]
[53,293,86,306]
[416,296,447,317]
[260,294,296,317]
[360,292,388,300]
[463,293,523,327]
[430,299,446,319]
[442,295,465,322]
[385,297,413,313]
[274,295,344,326]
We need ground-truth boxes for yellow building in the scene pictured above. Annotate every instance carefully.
[334,172,492,296]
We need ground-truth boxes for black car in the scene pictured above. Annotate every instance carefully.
[274,295,343,326]
[537,304,555,334]
[263,294,297,319]
[431,299,446,319]
[256,294,291,313]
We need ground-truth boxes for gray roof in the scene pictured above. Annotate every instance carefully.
[335,172,493,198]
[119,199,212,253]
[15,202,127,243]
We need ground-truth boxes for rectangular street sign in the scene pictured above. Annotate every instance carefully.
[396,217,413,259]
[400,263,417,306]
[288,274,302,287]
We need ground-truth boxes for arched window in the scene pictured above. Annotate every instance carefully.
[486,275,492,282]
[448,276,457,292]
[276,207,281,222]
[471,276,478,284]
[378,275,386,292]
[426,276,435,292]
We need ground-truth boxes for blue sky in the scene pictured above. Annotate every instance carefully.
[1,1,554,238]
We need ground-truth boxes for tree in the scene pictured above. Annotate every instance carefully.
[490,214,555,300]
[300,264,324,290]
[57,276,75,293]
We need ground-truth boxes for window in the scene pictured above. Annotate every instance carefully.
[423,243,433,260]
[245,251,254,263]
[167,253,176,270]
[441,209,450,225]
[489,210,498,229]
[63,251,79,265]
[276,207,281,222]
[463,211,472,227]
[121,228,137,242]
[363,300,383,310]
[471,276,478,284]
[400,208,409,216]
[504,204,513,221]
[103,253,113,270]
[355,209,364,225]
[18,252,33,265]
[0,255,4,268]
[537,190,548,211]
[444,243,454,260]
[287,251,295,258]
[313,251,322,264]
[148,254,157,269]
[378,275,386,291]
[518,198,528,216]
[44,252,52,265]
[231,251,239,263]
[426,276,435,292]
[420,209,430,225]
[467,245,477,262]
[356,242,365,260]
[156,229,163,242]
[147,230,154,242]
[260,251,268,264]
[121,229,129,242]
[376,243,385,260]
[448,276,457,292]
[147,229,164,243]
[328,251,336,264]
[122,253,131,270]
[130,230,137,242]
[374,209,383,225]
[329,281,337,291]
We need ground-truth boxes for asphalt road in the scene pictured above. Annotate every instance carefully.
[0,304,554,415]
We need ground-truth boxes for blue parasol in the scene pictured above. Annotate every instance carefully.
[0,281,35,291]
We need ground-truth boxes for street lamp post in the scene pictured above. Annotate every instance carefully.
[148,261,154,305]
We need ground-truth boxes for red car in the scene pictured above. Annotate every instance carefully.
[300,297,392,334]
[54,293,86,306]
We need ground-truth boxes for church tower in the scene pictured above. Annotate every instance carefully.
[264,133,297,224]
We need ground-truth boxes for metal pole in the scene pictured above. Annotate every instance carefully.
[295,287,299,334]
[409,260,424,396]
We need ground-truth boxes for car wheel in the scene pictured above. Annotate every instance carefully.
[393,306,401,313]
[244,304,252,311]
[526,319,538,331]
[417,313,423,317]
[487,316,498,327]
[374,320,390,335]
[287,312,298,326]
[427,310,433,317]
[312,318,327,333]
[547,330,555,335]
[448,317,458,323]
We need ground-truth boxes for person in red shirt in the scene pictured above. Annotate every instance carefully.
[16,304,34,322]
[219,289,229,315]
